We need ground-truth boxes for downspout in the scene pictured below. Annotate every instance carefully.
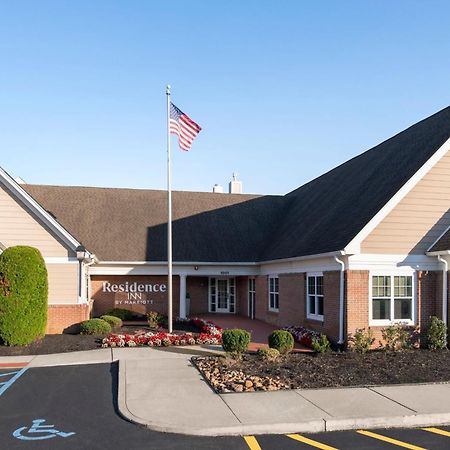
[437,255,448,328]
[84,256,97,306]
[334,255,345,345]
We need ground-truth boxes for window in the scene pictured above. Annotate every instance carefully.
[248,278,256,319]
[370,274,414,324]
[268,276,279,311]
[307,273,324,320]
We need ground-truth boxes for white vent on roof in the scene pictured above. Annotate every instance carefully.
[213,184,224,193]
[14,176,26,185]
[229,172,242,194]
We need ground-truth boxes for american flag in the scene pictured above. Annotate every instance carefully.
[169,102,202,151]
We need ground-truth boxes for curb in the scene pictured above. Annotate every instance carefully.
[117,360,450,436]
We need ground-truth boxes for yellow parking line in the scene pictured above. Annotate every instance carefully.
[357,430,427,450]
[243,435,262,450]
[286,434,339,450]
[422,427,450,438]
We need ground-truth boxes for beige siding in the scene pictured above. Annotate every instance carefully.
[0,183,70,257]
[46,263,79,304]
[362,150,450,254]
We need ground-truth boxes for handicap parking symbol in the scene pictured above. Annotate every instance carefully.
[13,419,75,441]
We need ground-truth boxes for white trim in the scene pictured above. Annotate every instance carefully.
[306,272,324,321]
[43,257,79,264]
[261,251,345,265]
[268,275,279,312]
[0,167,89,254]
[248,277,256,319]
[368,270,416,326]
[90,264,259,276]
[344,140,450,254]
[348,253,442,271]
[427,224,450,252]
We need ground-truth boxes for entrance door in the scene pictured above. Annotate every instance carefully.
[248,278,256,319]
[209,277,235,313]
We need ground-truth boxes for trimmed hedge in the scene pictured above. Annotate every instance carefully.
[0,246,48,346]
[221,329,251,353]
[427,316,447,350]
[100,315,123,329]
[80,318,112,335]
[268,330,294,354]
[105,308,134,321]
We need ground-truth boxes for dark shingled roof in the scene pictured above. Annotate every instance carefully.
[260,105,450,260]
[429,228,450,252]
[22,105,450,262]
[22,185,285,262]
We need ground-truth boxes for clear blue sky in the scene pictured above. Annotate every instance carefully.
[1,0,450,195]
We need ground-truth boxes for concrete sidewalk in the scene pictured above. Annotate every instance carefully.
[118,353,450,436]
[2,348,450,436]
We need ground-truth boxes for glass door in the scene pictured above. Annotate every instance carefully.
[209,277,235,313]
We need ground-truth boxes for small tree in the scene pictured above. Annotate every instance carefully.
[427,316,447,350]
[0,246,48,345]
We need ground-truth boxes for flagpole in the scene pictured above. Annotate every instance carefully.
[166,84,173,333]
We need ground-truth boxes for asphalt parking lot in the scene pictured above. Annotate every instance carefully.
[1,364,449,450]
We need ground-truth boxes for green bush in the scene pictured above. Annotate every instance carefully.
[257,347,280,361]
[147,311,165,329]
[80,318,111,335]
[427,316,447,350]
[311,334,331,353]
[380,324,412,351]
[100,315,123,329]
[0,246,48,346]
[268,330,294,354]
[221,329,251,354]
[348,328,375,354]
[105,308,134,321]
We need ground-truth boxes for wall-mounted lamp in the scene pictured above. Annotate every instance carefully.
[194,265,199,271]
[76,245,87,262]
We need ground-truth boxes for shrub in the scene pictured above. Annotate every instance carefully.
[348,328,375,354]
[80,318,111,335]
[100,315,123,329]
[105,308,134,321]
[257,347,280,361]
[221,329,250,354]
[147,311,165,329]
[0,246,48,346]
[427,316,448,350]
[268,330,294,354]
[311,334,331,353]
[380,324,412,351]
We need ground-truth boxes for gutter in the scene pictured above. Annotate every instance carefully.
[437,255,448,328]
[334,253,346,345]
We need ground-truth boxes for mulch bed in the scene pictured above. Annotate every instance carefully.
[0,334,101,356]
[193,350,450,393]
[0,323,201,356]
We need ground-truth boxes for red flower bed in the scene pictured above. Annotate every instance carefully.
[283,326,321,348]
[101,317,223,348]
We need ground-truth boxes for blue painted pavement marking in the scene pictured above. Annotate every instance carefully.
[13,419,76,441]
[0,368,28,397]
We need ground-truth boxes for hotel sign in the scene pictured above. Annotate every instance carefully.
[102,281,167,305]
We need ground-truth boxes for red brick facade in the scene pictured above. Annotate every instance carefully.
[47,303,91,334]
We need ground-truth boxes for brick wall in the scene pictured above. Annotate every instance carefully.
[255,275,279,326]
[236,276,249,316]
[91,275,180,317]
[278,273,305,327]
[187,276,208,315]
[47,303,90,334]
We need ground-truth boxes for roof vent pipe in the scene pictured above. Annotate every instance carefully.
[213,184,224,193]
[229,172,242,194]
